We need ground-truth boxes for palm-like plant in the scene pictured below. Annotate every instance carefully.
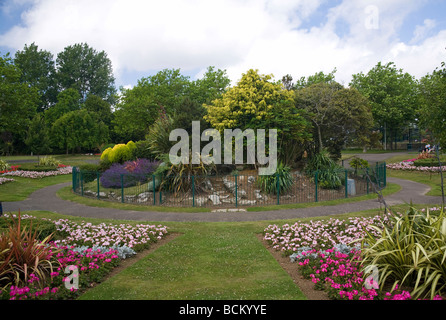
[359,207,446,299]
[0,212,61,290]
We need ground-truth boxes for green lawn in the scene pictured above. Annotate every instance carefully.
[11,207,410,300]
[388,170,445,197]
[1,154,100,167]
[18,204,427,300]
[0,175,72,201]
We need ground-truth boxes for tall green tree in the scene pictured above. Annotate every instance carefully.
[14,42,57,112]
[25,113,52,155]
[51,109,109,154]
[295,82,373,158]
[82,94,113,126]
[418,61,446,148]
[294,68,337,90]
[56,43,116,104]
[350,62,418,150]
[44,88,81,126]
[205,69,312,166]
[0,52,39,155]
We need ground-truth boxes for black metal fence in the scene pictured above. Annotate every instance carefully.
[72,163,386,208]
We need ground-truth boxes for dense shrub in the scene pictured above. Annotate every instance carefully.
[305,150,343,189]
[0,212,60,291]
[413,158,446,167]
[101,141,136,164]
[156,153,216,193]
[132,140,154,160]
[16,163,61,172]
[360,207,446,300]
[349,157,369,173]
[38,156,60,167]
[0,160,9,171]
[257,162,294,194]
[0,216,57,242]
[100,158,158,188]
[79,163,102,183]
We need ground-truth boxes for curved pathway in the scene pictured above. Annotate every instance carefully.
[2,176,443,222]
[2,152,443,222]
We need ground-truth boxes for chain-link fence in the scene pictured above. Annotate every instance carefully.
[72,163,386,208]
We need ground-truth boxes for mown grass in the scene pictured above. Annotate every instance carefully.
[10,203,428,300]
[0,175,72,201]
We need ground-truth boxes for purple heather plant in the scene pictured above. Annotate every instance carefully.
[100,159,158,188]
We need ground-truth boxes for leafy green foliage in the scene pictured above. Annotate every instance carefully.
[0,212,60,290]
[349,157,370,173]
[204,69,312,166]
[101,141,136,164]
[25,114,52,155]
[0,52,39,155]
[295,82,373,159]
[305,150,343,189]
[38,156,60,167]
[360,207,446,300]
[0,160,9,171]
[14,42,57,112]
[257,162,293,194]
[146,107,176,160]
[156,153,217,193]
[350,61,418,150]
[418,62,446,149]
[51,109,109,154]
[56,43,116,103]
[132,140,154,160]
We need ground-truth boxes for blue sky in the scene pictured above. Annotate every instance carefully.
[1,0,446,89]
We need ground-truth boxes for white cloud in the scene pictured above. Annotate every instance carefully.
[410,18,437,44]
[0,0,445,87]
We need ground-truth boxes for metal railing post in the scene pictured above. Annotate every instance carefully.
[97,172,100,199]
[235,174,238,208]
[121,174,124,203]
[345,169,348,198]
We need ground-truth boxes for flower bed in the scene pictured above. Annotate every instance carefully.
[2,166,72,178]
[0,165,20,174]
[387,158,444,172]
[0,214,169,300]
[0,177,15,185]
[263,209,445,300]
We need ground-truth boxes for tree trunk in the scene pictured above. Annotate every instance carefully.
[316,124,323,153]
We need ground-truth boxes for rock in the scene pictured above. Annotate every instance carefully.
[203,179,214,192]
[248,176,256,184]
[189,196,207,207]
[254,190,263,199]
[238,199,256,205]
[237,189,247,199]
[208,194,221,205]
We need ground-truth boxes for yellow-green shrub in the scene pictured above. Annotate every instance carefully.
[100,141,136,164]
